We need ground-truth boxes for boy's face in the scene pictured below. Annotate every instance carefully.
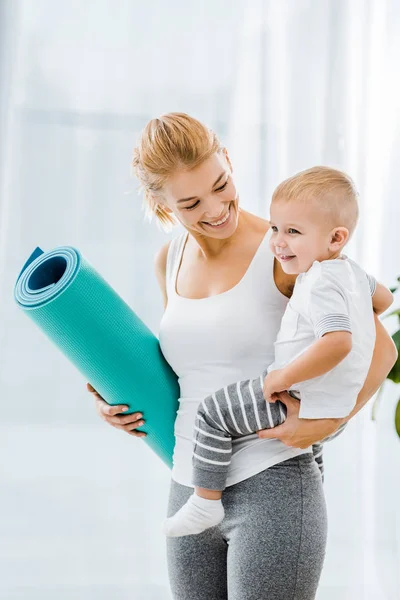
[269,200,341,274]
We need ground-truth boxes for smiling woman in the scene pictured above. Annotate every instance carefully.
[89,112,397,600]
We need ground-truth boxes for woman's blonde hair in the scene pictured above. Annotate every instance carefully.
[131,112,223,230]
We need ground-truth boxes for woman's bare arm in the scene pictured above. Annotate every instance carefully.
[372,282,394,316]
[341,314,397,422]
[154,241,170,310]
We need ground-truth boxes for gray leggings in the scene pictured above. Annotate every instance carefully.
[167,453,327,600]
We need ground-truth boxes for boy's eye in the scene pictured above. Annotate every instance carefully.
[271,225,278,232]
[288,228,300,234]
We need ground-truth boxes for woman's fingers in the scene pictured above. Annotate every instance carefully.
[95,397,142,424]
[98,399,147,437]
[113,418,147,437]
[97,400,130,418]
[87,382,147,437]
[258,392,299,445]
[275,391,300,414]
[257,422,287,440]
[126,428,147,438]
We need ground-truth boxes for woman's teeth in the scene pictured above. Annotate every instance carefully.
[204,208,230,227]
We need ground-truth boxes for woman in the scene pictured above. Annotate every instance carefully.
[87,113,396,600]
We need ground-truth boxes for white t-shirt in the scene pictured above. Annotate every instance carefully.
[268,256,376,419]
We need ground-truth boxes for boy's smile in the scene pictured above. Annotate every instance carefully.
[269,201,345,275]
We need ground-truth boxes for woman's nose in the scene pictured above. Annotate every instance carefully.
[203,202,226,221]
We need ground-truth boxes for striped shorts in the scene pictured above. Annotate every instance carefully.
[192,371,346,490]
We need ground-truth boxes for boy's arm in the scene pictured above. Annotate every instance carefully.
[372,282,394,315]
[264,270,354,402]
[263,331,352,401]
[258,314,397,447]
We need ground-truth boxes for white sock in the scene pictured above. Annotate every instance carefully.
[163,493,225,537]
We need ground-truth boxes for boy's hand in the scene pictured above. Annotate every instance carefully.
[263,369,290,402]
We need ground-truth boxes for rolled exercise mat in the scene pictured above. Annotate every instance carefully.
[14,246,179,468]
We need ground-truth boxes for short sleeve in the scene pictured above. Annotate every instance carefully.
[307,274,352,338]
[366,273,377,296]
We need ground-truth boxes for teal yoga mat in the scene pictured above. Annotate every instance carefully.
[14,246,179,468]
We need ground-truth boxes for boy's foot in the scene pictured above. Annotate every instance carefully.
[163,493,224,537]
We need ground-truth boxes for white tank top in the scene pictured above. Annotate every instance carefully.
[158,229,311,488]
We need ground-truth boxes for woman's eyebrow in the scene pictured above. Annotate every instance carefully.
[177,172,227,204]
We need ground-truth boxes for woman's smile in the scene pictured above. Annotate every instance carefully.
[201,204,232,229]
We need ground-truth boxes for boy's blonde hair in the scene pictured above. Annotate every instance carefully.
[131,112,223,230]
[272,166,359,234]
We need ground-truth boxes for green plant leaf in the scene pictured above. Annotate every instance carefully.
[387,330,400,384]
[395,398,400,438]
[384,308,400,319]
[390,286,398,294]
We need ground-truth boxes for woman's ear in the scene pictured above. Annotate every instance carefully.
[329,227,349,251]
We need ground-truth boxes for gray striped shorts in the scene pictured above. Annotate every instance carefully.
[193,371,346,490]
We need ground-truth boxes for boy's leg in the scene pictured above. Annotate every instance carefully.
[163,399,229,537]
[193,371,287,490]
[192,410,233,490]
[205,371,287,435]
[164,372,287,538]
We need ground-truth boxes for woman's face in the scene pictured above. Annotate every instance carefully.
[161,151,239,238]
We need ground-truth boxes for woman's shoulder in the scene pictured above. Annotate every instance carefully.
[153,232,186,272]
[154,240,171,276]
[154,241,171,303]
[154,231,187,288]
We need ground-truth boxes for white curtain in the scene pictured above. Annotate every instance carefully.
[1,1,399,599]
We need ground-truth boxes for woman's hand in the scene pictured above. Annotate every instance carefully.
[87,383,147,437]
[257,391,343,448]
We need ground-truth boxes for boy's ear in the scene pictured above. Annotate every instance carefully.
[329,227,349,251]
